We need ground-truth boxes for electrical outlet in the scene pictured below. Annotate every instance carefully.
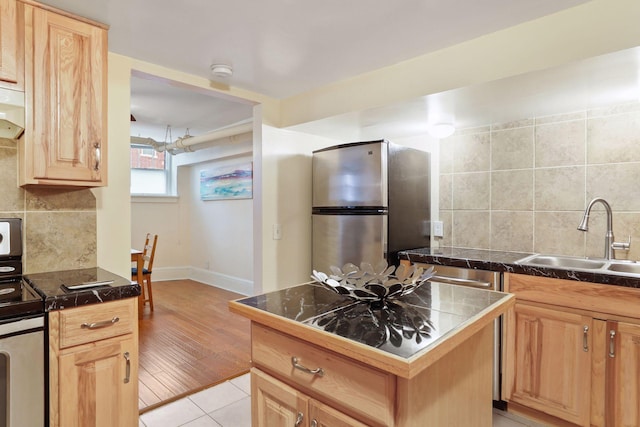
[273,223,282,240]
[433,221,444,237]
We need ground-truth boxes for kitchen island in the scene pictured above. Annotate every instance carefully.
[230,280,514,426]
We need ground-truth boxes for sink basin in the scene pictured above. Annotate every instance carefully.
[606,262,640,275]
[517,255,607,270]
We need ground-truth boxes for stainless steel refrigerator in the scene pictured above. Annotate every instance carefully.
[312,140,430,273]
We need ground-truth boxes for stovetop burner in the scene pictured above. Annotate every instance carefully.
[0,278,43,322]
[0,218,45,322]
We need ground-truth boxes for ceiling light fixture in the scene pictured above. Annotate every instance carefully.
[210,64,233,78]
[427,122,455,139]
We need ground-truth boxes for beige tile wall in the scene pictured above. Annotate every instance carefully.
[439,102,640,261]
[0,141,96,273]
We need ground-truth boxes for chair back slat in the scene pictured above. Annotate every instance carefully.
[143,233,158,271]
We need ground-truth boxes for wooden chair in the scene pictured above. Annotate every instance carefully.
[132,233,158,312]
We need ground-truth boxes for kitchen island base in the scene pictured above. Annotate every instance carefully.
[249,321,494,427]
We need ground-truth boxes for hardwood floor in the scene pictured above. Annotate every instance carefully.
[138,279,251,413]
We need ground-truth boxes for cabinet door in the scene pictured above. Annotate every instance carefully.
[58,336,138,427]
[252,368,309,427]
[607,321,640,427]
[0,0,18,85]
[309,400,369,427]
[23,4,107,185]
[508,303,592,427]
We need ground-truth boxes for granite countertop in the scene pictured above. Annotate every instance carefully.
[400,247,640,289]
[25,267,141,311]
[232,281,512,361]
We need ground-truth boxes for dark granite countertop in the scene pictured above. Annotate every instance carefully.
[399,247,640,289]
[233,281,512,360]
[25,267,141,311]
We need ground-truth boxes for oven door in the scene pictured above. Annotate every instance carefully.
[0,316,44,427]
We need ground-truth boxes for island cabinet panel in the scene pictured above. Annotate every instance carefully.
[251,323,395,427]
[252,368,368,427]
[506,302,592,426]
[21,2,107,186]
[504,273,640,427]
[48,298,139,427]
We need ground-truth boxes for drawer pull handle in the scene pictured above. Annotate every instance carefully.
[81,317,119,330]
[609,330,616,358]
[291,356,324,377]
[294,412,304,427]
[124,352,130,383]
[94,143,101,171]
[583,325,589,352]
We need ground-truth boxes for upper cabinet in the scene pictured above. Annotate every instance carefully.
[0,0,23,90]
[20,2,108,186]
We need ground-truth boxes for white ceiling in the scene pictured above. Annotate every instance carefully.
[39,1,640,143]
[39,0,588,99]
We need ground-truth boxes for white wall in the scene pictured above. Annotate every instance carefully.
[259,126,343,293]
[186,155,254,295]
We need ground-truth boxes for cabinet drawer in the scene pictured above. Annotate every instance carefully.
[251,323,395,427]
[58,299,135,348]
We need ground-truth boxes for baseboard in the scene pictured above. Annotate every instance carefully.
[151,266,253,296]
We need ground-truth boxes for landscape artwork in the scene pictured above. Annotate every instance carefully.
[200,162,253,200]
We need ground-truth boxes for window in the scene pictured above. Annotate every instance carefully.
[130,144,172,195]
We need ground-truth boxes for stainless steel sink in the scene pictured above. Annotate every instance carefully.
[605,262,640,275]
[516,254,607,270]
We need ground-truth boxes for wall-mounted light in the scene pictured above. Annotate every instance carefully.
[427,122,455,139]
[210,64,233,78]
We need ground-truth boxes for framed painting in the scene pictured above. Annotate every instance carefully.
[200,162,253,200]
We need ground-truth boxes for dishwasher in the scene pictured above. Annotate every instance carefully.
[416,263,503,403]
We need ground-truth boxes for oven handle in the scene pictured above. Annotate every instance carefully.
[81,317,119,330]
[430,275,493,288]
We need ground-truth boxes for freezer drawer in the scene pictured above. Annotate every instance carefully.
[312,141,387,208]
[312,213,387,273]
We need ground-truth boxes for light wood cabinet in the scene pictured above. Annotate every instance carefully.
[48,298,139,427]
[603,320,640,427]
[20,2,107,186]
[0,0,23,90]
[252,368,368,427]
[508,302,592,426]
[504,273,640,427]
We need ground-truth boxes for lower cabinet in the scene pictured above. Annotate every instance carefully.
[507,302,592,426]
[504,273,640,427]
[48,298,139,427]
[252,368,367,427]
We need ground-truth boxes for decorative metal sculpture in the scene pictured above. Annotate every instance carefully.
[311,260,435,303]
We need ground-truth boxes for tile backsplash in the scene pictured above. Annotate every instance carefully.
[0,140,96,273]
[439,102,640,261]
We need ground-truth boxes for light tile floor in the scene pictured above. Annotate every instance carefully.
[140,373,545,427]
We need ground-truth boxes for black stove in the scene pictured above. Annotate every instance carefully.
[0,218,44,322]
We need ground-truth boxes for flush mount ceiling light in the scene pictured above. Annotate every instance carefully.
[427,122,456,139]
[210,64,233,78]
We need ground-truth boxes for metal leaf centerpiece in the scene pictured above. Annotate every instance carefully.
[311,260,435,303]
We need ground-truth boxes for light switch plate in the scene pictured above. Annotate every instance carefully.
[272,223,282,240]
[433,221,444,237]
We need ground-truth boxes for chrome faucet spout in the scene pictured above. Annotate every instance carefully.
[577,198,618,259]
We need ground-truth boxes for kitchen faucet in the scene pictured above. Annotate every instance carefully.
[577,198,630,259]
